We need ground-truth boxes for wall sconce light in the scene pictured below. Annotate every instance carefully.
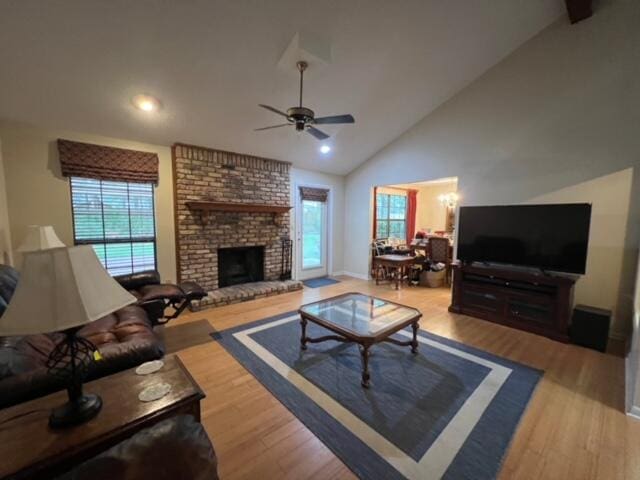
[438,192,458,208]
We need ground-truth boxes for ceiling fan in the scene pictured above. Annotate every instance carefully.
[255,61,355,140]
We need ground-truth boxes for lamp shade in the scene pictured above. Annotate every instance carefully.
[18,225,66,252]
[0,245,136,336]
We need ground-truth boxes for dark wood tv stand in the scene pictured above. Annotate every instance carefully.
[449,263,577,342]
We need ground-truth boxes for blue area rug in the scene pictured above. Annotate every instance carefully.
[302,276,341,288]
[215,311,542,480]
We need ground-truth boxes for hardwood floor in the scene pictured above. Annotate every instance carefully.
[164,276,640,479]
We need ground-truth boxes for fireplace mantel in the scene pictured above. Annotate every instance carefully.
[185,201,292,214]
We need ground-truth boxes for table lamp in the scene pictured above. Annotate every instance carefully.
[17,225,66,252]
[0,226,136,428]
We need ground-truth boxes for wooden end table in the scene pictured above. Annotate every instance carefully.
[0,354,204,480]
[298,292,422,388]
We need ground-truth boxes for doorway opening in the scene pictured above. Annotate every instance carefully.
[296,185,330,281]
[371,177,458,287]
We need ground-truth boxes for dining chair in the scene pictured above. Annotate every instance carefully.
[428,236,452,286]
[371,240,388,279]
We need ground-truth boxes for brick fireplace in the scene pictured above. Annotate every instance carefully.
[173,143,301,309]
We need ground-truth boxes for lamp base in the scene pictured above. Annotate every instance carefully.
[49,393,103,429]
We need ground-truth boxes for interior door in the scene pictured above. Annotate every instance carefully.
[298,197,328,280]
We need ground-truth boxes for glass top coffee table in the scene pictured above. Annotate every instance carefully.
[298,292,422,387]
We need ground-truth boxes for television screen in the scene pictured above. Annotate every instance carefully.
[457,203,592,274]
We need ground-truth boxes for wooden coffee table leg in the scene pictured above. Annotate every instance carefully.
[360,345,371,388]
[411,321,419,354]
[300,316,308,350]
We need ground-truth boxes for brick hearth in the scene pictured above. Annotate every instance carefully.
[173,143,301,309]
[191,280,302,309]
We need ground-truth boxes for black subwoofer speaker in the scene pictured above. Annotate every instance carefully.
[569,304,611,352]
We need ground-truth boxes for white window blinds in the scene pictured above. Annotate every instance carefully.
[70,177,157,276]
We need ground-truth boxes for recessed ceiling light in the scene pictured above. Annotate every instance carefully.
[132,94,160,112]
[320,145,331,154]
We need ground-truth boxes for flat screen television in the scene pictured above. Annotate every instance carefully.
[457,203,592,274]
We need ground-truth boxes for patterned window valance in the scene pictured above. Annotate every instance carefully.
[299,186,329,202]
[58,139,159,184]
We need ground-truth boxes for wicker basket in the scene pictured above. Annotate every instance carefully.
[420,269,445,288]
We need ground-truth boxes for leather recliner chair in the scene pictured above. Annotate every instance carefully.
[114,270,207,325]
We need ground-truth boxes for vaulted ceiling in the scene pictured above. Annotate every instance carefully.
[0,0,565,174]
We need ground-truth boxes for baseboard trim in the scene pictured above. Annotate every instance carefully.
[330,270,345,277]
[627,405,640,420]
[341,271,370,281]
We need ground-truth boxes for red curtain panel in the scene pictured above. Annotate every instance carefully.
[372,186,378,240]
[406,189,418,244]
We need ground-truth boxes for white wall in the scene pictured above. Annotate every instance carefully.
[344,0,640,336]
[0,122,177,282]
[415,181,458,234]
[527,169,633,334]
[290,167,345,276]
[0,138,13,265]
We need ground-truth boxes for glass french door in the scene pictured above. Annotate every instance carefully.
[298,198,328,280]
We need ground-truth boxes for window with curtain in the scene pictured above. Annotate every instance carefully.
[375,193,407,240]
[70,177,157,276]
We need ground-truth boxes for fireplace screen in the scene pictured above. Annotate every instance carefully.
[218,246,265,287]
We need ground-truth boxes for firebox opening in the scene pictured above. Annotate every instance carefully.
[218,246,265,288]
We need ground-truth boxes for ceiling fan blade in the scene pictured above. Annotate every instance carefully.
[254,123,291,131]
[313,114,355,125]
[307,126,330,140]
[259,104,289,118]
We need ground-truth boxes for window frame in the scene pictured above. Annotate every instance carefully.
[375,192,407,241]
[69,177,158,276]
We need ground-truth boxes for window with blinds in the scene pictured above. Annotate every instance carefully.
[70,177,157,276]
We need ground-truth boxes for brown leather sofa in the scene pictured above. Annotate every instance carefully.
[114,270,207,324]
[0,264,165,409]
[55,415,219,480]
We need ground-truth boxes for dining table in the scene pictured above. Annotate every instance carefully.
[372,254,419,290]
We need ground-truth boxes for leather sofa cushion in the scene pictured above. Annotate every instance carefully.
[114,270,161,291]
[128,289,142,300]
[0,337,36,380]
[0,334,61,380]
[55,415,219,480]
[179,281,207,301]
[0,305,164,409]
[138,284,185,302]
[81,305,157,346]
[0,264,19,318]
